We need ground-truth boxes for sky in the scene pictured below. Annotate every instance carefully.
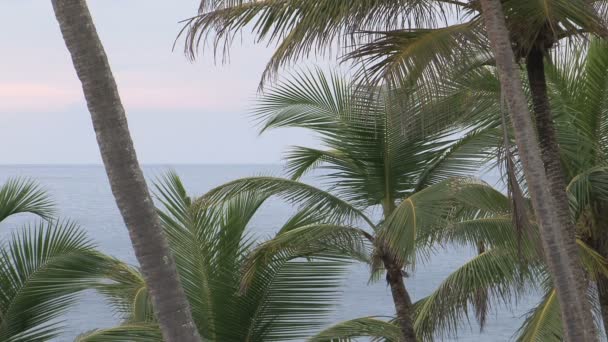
[0,1,320,164]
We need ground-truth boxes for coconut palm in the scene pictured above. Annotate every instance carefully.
[477,2,596,339]
[180,3,607,339]
[76,172,367,341]
[50,2,200,341]
[190,69,509,341]
[0,178,113,341]
[320,37,608,341]
[310,182,608,341]
[540,38,608,334]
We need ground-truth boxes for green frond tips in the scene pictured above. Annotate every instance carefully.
[309,316,402,341]
[180,0,457,84]
[0,177,55,223]
[515,289,562,342]
[75,324,162,342]
[413,247,539,341]
[0,220,110,341]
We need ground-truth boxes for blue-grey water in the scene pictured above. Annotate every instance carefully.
[0,165,537,341]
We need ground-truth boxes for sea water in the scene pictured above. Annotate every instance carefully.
[0,165,536,341]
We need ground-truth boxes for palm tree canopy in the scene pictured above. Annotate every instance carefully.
[181,0,607,87]
[82,172,362,341]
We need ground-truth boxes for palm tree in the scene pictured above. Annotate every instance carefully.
[477,2,595,339]
[310,182,608,341]
[193,70,506,341]
[535,38,608,334]
[76,172,364,341]
[49,2,200,341]
[0,178,113,341]
[364,37,608,340]
[180,2,606,338]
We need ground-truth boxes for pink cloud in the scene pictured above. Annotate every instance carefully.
[120,84,248,112]
[0,83,80,112]
[0,73,254,113]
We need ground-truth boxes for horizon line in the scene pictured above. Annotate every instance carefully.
[0,162,283,166]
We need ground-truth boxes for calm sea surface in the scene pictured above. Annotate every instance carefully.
[0,165,537,341]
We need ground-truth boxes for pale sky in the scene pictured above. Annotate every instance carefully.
[0,1,320,164]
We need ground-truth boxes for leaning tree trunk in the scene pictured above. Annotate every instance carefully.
[525,47,575,241]
[594,231,608,332]
[591,203,608,332]
[478,1,597,341]
[50,1,202,341]
[525,44,598,332]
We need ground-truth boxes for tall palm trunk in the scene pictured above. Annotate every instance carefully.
[525,44,598,331]
[381,201,417,341]
[526,47,574,240]
[50,1,201,341]
[594,234,608,332]
[478,0,597,341]
[590,203,608,332]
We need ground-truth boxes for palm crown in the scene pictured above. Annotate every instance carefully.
[77,172,364,341]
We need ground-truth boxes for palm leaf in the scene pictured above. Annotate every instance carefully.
[0,220,110,341]
[182,0,461,84]
[202,176,375,229]
[309,316,401,341]
[515,289,562,342]
[75,324,162,342]
[413,246,539,341]
[0,178,54,223]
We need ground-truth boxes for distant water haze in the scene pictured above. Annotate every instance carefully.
[0,164,534,341]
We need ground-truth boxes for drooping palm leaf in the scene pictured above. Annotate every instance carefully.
[75,324,163,342]
[309,316,402,341]
[412,246,540,341]
[202,176,375,229]
[0,178,54,223]
[181,0,463,84]
[0,220,110,341]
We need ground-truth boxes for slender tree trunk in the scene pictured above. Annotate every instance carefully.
[591,203,608,333]
[596,248,608,332]
[382,254,417,342]
[381,200,417,341]
[50,1,201,341]
[478,1,597,341]
[526,47,574,239]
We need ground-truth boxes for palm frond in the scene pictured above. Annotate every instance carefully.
[95,261,154,323]
[0,178,54,223]
[202,176,375,229]
[309,316,401,341]
[413,246,539,341]
[75,324,162,342]
[0,220,110,342]
[515,289,562,342]
[241,223,372,292]
[182,0,461,84]
[346,19,488,88]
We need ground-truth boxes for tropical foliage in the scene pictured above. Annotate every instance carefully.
[0,178,110,341]
[194,69,523,340]
[77,173,365,341]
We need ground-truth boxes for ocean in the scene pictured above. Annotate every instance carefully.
[0,165,536,341]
